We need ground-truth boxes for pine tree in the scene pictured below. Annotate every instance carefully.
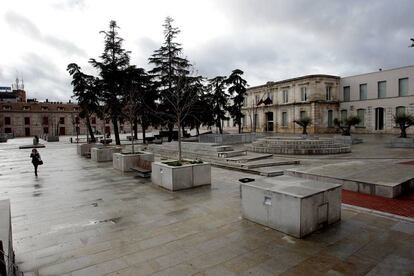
[67,63,99,142]
[209,76,229,134]
[89,20,131,145]
[226,69,247,133]
[149,16,191,142]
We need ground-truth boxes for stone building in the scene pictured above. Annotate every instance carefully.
[0,85,131,137]
[239,65,414,135]
[339,65,414,135]
[241,75,341,134]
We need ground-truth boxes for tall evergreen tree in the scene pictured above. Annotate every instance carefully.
[67,63,99,142]
[226,69,247,133]
[89,20,130,145]
[149,16,191,142]
[209,76,229,134]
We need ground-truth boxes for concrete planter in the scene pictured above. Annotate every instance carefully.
[91,146,122,162]
[113,151,154,172]
[389,137,414,148]
[77,143,96,157]
[151,161,211,191]
[46,135,59,142]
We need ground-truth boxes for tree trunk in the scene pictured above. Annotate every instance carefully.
[302,126,307,135]
[218,120,223,134]
[168,123,174,142]
[400,124,407,138]
[86,115,95,143]
[238,118,242,134]
[196,125,200,136]
[178,114,182,161]
[142,125,146,143]
[112,117,121,145]
[131,122,135,154]
[133,118,138,139]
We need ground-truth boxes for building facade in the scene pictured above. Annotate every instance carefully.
[240,65,414,135]
[339,65,414,135]
[241,75,341,134]
[0,85,131,137]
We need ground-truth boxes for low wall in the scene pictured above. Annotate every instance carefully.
[198,133,262,145]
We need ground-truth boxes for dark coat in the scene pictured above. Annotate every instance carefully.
[30,153,41,165]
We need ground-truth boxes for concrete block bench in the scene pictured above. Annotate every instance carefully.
[241,176,342,238]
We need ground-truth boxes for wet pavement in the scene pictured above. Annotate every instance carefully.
[0,137,414,275]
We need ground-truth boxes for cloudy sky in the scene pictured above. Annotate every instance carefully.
[1,0,414,101]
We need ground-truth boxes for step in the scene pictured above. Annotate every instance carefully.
[212,145,234,152]
[242,160,300,169]
[218,150,247,158]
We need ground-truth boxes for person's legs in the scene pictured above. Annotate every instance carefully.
[34,164,38,176]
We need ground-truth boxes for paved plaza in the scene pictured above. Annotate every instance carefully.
[0,137,414,275]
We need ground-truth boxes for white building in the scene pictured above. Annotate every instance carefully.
[237,65,414,135]
[339,65,414,134]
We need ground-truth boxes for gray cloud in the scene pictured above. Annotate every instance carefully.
[52,0,85,11]
[4,11,86,57]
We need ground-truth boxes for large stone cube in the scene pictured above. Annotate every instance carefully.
[112,151,154,172]
[241,176,341,238]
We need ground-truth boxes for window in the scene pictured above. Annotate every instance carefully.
[399,78,409,96]
[3,105,11,110]
[41,106,48,111]
[43,127,49,134]
[42,117,48,125]
[242,115,246,127]
[359,84,367,100]
[357,109,365,127]
[255,95,260,104]
[300,87,307,101]
[327,110,333,127]
[58,106,64,111]
[267,92,273,101]
[24,117,30,125]
[282,112,288,127]
[59,117,65,124]
[343,86,350,101]
[73,107,79,111]
[75,117,80,124]
[300,111,307,119]
[341,110,348,123]
[4,128,12,133]
[326,86,332,100]
[4,117,11,125]
[396,106,406,116]
[23,106,30,111]
[377,81,386,98]
[283,90,289,103]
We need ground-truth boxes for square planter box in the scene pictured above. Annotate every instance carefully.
[113,151,154,172]
[91,146,122,162]
[241,176,341,238]
[151,161,211,191]
[77,143,97,157]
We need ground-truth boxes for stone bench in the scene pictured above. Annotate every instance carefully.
[130,159,152,178]
[241,176,342,238]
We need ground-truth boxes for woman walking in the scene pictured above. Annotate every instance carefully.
[30,149,42,176]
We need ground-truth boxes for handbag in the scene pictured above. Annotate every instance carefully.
[38,157,43,165]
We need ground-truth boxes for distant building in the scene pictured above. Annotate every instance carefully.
[237,65,414,135]
[0,79,130,137]
[240,75,340,134]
